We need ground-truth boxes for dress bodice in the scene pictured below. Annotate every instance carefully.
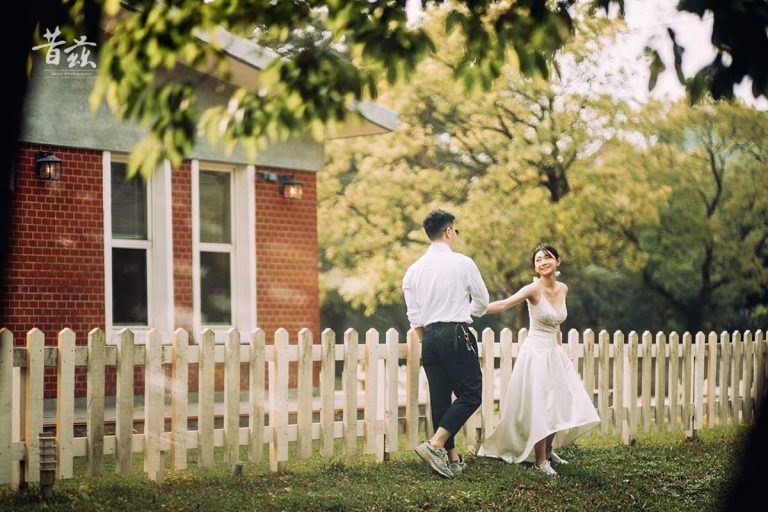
[527,295,567,335]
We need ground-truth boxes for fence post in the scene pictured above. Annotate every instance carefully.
[583,329,595,408]
[144,329,164,482]
[56,329,75,479]
[343,329,359,455]
[731,331,742,424]
[224,329,241,465]
[0,329,12,485]
[628,331,639,441]
[598,330,610,434]
[481,329,495,437]
[86,328,105,477]
[500,329,514,411]
[655,332,667,432]
[270,329,289,473]
[641,331,653,433]
[24,329,44,484]
[743,331,754,423]
[707,332,717,428]
[669,332,680,430]
[198,329,215,468]
[249,329,266,463]
[115,329,134,475]
[682,332,693,435]
[384,329,399,460]
[719,331,731,427]
[320,329,336,458]
[171,328,189,470]
[694,332,706,433]
[405,329,421,450]
[613,331,625,434]
[297,329,313,460]
[365,329,383,462]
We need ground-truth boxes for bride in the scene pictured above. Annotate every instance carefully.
[477,243,599,476]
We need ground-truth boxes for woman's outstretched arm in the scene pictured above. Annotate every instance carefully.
[486,283,537,314]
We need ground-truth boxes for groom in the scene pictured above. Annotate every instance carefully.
[402,209,489,478]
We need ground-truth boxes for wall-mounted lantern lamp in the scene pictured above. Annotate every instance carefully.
[257,171,304,200]
[279,175,303,200]
[35,151,63,181]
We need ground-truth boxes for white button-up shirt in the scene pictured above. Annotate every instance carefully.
[402,242,489,328]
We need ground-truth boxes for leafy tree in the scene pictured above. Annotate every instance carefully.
[320,7,630,326]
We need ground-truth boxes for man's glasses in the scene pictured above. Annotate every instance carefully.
[445,226,460,236]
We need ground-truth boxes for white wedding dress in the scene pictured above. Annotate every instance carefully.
[477,294,600,463]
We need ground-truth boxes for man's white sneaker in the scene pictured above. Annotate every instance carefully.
[549,451,569,465]
[533,460,558,476]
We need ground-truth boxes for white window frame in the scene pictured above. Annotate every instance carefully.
[192,160,256,338]
[103,152,174,342]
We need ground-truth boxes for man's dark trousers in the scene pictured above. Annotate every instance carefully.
[422,321,482,450]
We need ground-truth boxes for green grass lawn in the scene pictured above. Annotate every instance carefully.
[0,426,746,511]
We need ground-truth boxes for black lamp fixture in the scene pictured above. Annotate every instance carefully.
[279,175,303,200]
[258,171,304,200]
[35,151,63,181]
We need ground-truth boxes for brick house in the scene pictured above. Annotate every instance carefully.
[1,27,395,398]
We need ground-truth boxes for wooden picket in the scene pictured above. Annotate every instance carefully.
[270,329,289,473]
[669,332,680,430]
[732,331,742,423]
[641,331,652,433]
[598,331,609,434]
[249,329,266,463]
[56,329,75,479]
[86,328,105,477]
[297,329,313,460]
[0,324,766,487]
[144,329,164,482]
[0,329,12,485]
[384,329,399,458]
[613,331,625,433]
[626,331,638,439]
[171,328,188,470]
[656,332,667,432]
[114,329,133,475]
[198,329,215,468]
[707,332,717,428]
[320,329,335,458]
[343,329,358,455]
[224,328,241,465]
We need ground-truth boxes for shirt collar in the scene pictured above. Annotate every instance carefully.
[428,242,452,253]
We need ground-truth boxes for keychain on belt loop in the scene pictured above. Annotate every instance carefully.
[459,324,475,353]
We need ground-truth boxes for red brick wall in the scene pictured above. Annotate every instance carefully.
[2,143,105,398]
[255,167,320,342]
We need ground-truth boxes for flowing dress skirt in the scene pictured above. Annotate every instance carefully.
[477,330,600,463]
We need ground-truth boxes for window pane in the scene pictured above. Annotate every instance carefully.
[201,251,231,324]
[111,162,148,240]
[112,248,148,325]
[200,170,231,244]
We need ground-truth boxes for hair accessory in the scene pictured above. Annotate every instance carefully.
[556,271,561,277]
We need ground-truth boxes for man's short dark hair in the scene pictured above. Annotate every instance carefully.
[423,209,455,241]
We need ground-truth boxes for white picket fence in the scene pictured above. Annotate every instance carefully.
[0,326,766,487]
